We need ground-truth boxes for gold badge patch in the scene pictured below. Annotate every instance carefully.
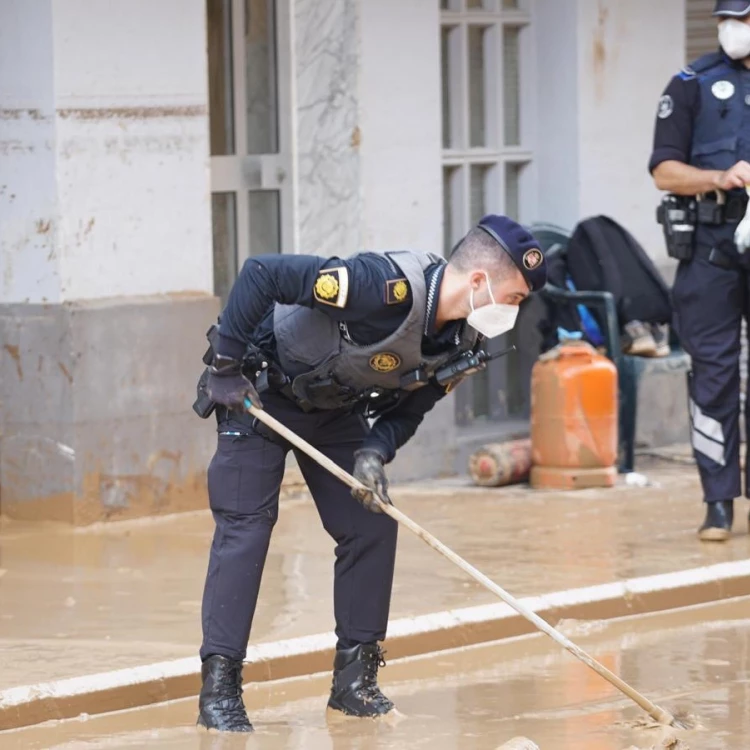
[386,278,410,305]
[369,352,401,373]
[314,267,349,308]
[316,274,338,300]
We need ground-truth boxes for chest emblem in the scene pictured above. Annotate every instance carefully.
[369,352,401,373]
[385,278,410,305]
[712,80,735,101]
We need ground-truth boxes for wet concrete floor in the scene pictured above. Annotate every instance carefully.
[5,597,750,750]
[2,461,750,690]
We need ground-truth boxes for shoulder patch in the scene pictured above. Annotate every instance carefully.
[314,266,349,308]
[657,94,674,119]
[385,278,411,305]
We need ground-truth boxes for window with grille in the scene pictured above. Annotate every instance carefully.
[440,0,533,423]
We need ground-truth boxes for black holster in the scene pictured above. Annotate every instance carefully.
[192,324,221,419]
[193,367,216,419]
[656,194,696,261]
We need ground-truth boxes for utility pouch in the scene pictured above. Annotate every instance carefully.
[696,201,724,225]
[294,374,358,411]
[192,367,216,419]
[202,324,219,365]
[194,324,221,419]
[657,194,696,261]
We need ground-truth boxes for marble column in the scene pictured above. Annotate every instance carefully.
[294,0,362,256]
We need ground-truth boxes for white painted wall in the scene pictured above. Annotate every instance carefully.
[0,0,60,303]
[575,0,685,262]
[359,0,443,255]
[532,0,581,231]
[532,0,685,264]
[0,0,213,304]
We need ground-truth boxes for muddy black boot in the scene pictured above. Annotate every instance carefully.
[327,643,394,717]
[698,500,734,542]
[197,655,253,732]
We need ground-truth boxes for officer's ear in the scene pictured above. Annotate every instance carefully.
[468,270,487,291]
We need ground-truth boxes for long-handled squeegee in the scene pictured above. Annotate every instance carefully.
[244,398,688,730]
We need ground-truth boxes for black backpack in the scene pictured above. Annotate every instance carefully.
[565,215,671,331]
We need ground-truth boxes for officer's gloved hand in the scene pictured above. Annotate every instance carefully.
[352,449,392,514]
[206,354,263,410]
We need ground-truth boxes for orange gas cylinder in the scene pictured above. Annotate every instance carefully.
[530,339,618,490]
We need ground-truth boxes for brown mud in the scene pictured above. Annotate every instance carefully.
[4,597,750,750]
[2,463,749,691]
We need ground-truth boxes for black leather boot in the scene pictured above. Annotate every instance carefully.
[327,643,395,717]
[197,655,253,732]
[698,500,734,542]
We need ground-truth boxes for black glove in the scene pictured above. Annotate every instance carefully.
[352,449,392,513]
[206,354,263,410]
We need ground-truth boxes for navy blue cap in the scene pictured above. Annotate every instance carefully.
[714,0,750,16]
[477,214,547,292]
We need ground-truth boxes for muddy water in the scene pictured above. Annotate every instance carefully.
[5,598,750,750]
[3,463,750,689]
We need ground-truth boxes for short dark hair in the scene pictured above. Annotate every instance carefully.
[448,227,519,278]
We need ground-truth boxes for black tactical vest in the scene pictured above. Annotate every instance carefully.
[273,251,477,410]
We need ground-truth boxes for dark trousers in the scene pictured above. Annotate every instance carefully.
[199,395,398,662]
[672,251,750,503]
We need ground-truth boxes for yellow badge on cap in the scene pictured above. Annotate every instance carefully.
[385,278,410,305]
[314,267,349,308]
[369,352,401,373]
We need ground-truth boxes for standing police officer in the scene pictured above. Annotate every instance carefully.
[193,215,546,732]
[650,0,750,542]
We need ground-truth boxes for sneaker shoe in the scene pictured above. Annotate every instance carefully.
[621,321,657,357]
[650,324,670,357]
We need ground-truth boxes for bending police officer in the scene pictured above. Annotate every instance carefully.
[650,0,750,541]
[193,215,546,731]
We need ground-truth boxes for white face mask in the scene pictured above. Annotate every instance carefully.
[466,273,519,338]
[719,19,750,60]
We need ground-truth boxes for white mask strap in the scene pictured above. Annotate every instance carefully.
[471,272,496,313]
[483,272,497,306]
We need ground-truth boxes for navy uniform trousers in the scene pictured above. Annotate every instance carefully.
[199,394,398,662]
[672,244,750,503]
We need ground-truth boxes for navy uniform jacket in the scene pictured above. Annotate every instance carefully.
[217,253,466,462]
[649,50,750,173]
[649,50,750,257]
[649,62,703,173]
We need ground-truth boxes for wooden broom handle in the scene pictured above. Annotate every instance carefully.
[246,401,676,727]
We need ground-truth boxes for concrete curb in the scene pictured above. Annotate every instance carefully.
[3,559,750,731]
